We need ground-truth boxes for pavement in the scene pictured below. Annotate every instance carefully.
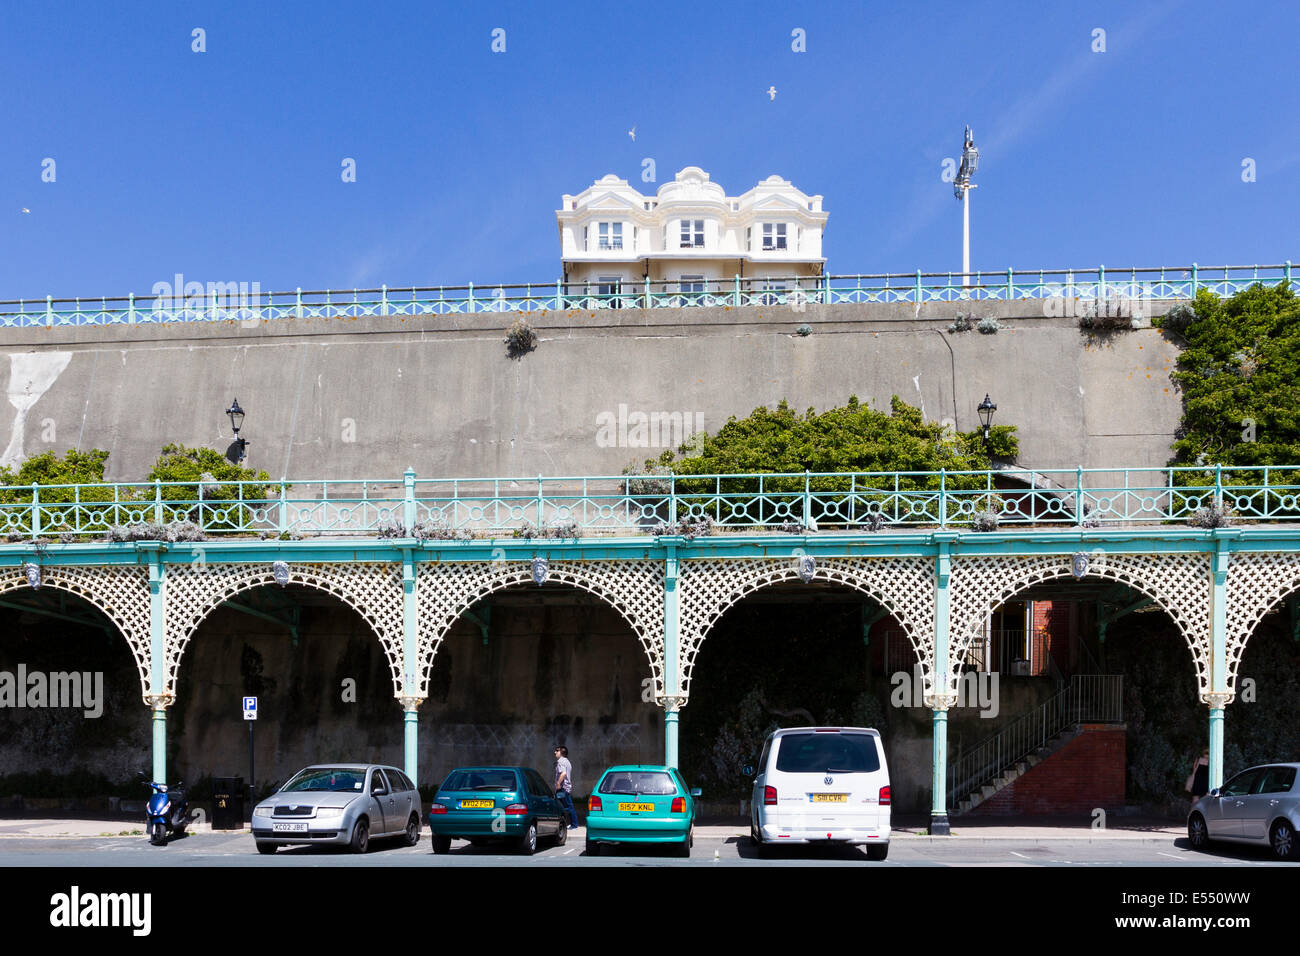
[0,813,1186,843]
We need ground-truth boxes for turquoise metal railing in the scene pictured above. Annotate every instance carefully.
[1,465,1298,539]
[1,262,1293,328]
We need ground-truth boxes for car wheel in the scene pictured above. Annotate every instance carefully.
[866,842,889,861]
[554,821,568,847]
[1271,820,1296,861]
[674,830,691,858]
[404,814,420,847]
[586,836,599,857]
[350,818,370,854]
[256,841,277,855]
[751,824,771,858]
[1187,813,1210,851]
[518,821,538,856]
[431,834,451,854]
[150,822,166,846]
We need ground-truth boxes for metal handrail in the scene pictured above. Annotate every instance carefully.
[947,674,1123,809]
[0,465,1296,539]
[0,261,1292,327]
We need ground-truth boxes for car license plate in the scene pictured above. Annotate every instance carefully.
[459,799,494,809]
[812,793,847,803]
[271,822,309,832]
[618,802,655,812]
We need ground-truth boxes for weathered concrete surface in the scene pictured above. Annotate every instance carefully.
[0,300,1183,480]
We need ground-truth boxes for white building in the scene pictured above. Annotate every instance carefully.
[556,166,827,303]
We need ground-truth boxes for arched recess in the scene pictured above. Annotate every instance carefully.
[164,563,404,698]
[947,552,1212,698]
[677,557,935,700]
[1224,551,1300,698]
[0,565,152,702]
[416,560,664,699]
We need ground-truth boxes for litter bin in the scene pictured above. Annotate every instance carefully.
[212,776,245,830]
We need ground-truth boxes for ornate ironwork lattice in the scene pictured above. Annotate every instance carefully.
[415,560,664,699]
[948,552,1213,699]
[676,557,935,701]
[0,564,153,702]
[163,562,405,698]
[1223,552,1300,700]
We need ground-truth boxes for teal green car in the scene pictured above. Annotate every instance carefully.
[585,765,699,857]
[427,766,566,856]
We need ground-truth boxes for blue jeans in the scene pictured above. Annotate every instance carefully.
[557,789,578,827]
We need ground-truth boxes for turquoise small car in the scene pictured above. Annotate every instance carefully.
[585,765,700,857]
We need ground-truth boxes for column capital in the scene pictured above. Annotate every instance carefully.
[657,695,687,713]
[145,694,174,711]
[398,696,425,713]
[1200,692,1234,708]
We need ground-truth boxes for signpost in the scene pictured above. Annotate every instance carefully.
[243,697,257,819]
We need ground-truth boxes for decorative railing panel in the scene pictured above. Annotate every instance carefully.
[0,465,1296,539]
[1,262,1292,328]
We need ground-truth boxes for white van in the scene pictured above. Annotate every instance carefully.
[749,726,891,860]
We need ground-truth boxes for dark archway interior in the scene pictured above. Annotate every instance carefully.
[1224,597,1300,778]
[172,583,396,799]
[0,589,150,799]
[420,583,656,797]
[680,582,884,803]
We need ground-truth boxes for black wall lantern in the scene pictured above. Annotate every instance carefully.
[977,393,997,446]
[226,398,248,463]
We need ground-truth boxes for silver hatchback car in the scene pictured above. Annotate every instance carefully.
[252,764,422,854]
[1188,762,1299,861]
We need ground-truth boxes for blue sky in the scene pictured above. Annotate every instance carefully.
[3,0,1298,298]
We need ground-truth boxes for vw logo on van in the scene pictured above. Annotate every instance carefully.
[824,776,833,785]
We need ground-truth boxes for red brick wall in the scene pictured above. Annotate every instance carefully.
[1029,601,1072,676]
[967,724,1126,816]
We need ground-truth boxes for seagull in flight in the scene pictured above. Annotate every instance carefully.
[766,86,777,100]
[628,125,636,141]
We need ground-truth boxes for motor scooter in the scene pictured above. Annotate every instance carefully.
[140,773,190,846]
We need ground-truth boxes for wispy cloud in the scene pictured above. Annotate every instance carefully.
[885,1,1184,257]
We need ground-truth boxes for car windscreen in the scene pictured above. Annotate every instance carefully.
[440,770,518,792]
[281,768,367,793]
[598,771,677,796]
[774,733,880,774]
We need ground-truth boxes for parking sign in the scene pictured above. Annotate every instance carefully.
[243,696,258,720]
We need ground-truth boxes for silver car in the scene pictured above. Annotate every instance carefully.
[1188,762,1299,861]
[252,764,422,854]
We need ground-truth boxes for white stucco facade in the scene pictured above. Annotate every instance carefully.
[556,166,827,296]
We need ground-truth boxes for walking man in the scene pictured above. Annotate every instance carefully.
[554,745,579,829]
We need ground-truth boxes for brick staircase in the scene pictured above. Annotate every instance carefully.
[960,724,1126,815]
[948,675,1124,816]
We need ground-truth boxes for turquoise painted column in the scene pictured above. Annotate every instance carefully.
[663,541,681,769]
[401,547,421,789]
[1207,538,1232,790]
[929,535,955,835]
[142,543,168,783]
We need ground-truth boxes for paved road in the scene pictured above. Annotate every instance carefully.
[0,824,1289,866]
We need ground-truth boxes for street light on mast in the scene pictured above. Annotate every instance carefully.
[954,125,979,293]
